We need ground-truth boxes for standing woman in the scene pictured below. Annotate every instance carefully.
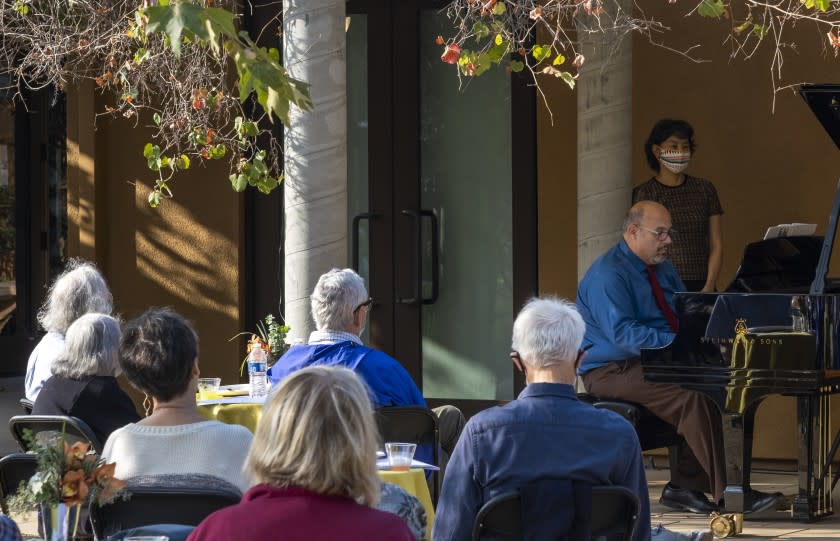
[633,119,723,292]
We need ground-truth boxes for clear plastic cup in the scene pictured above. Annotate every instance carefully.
[385,442,416,472]
[196,377,221,400]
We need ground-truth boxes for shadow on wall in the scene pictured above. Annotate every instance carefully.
[134,189,238,319]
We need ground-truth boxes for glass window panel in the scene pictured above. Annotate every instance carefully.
[419,11,513,400]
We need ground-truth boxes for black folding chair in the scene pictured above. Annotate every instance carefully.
[18,398,33,414]
[0,453,37,515]
[375,407,440,505]
[472,485,640,541]
[9,415,103,454]
[89,480,241,540]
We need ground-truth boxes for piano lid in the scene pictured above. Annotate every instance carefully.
[799,85,840,294]
[800,84,840,151]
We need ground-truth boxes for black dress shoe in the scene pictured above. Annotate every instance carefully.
[659,483,719,514]
[718,490,784,514]
[745,490,783,514]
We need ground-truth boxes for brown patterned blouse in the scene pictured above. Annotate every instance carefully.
[632,175,723,282]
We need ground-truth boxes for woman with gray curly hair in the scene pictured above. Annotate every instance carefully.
[33,313,139,444]
[25,259,113,400]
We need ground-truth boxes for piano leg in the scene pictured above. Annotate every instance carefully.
[793,393,835,521]
[722,411,753,513]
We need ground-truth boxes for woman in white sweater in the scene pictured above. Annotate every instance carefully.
[102,308,253,493]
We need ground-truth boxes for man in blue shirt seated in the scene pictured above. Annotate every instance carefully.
[433,297,651,541]
[577,201,779,515]
[268,268,464,462]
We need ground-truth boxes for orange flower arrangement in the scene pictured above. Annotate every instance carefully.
[10,433,127,513]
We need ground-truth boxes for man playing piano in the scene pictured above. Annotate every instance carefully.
[576,201,780,515]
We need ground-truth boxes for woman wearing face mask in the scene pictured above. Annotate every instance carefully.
[633,119,723,292]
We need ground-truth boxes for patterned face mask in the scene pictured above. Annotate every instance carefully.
[659,150,691,174]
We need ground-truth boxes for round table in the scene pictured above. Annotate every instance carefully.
[197,397,435,539]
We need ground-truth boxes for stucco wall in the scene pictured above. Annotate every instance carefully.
[69,94,246,394]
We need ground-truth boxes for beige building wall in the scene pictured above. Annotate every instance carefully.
[65,91,246,405]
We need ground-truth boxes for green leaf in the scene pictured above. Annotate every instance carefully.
[509,60,524,73]
[144,3,232,57]
[160,156,171,170]
[553,53,566,66]
[472,22,490,41]
[494,34,504,46]
[491,1,506,15]
[559,71,575,89]
[697,0,725,18]
[230,173,248,192]
[751,23,768,38]
[148,191,162,208]
[152,113,162,126]
[532,45,552,63]
[143,143,156,159]
[208,145,226,159]
[175,154,191,170]
[486,41,509,63]
[238,120,259,137]
[133,48,150,65]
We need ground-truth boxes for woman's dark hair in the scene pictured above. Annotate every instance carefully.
[644,119,696,172]
[119,307,199,402]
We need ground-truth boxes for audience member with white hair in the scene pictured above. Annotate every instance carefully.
[25,259,113,400]
[33,313,139,445]
[433,297,652,541]
[188,366,414,541]
[267,268,465,465]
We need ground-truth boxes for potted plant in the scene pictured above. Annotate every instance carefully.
[9,430,127,541]
[230,313,291,377]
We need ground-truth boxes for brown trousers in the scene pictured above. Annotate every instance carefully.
[582,359,727,499]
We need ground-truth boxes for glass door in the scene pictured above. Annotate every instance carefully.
[347,0,537,414]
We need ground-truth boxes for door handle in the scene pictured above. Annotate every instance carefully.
[421,209,439,305]
[351,212,379,272]
[397,210,421,305]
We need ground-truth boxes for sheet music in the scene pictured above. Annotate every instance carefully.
[763,223,817,240]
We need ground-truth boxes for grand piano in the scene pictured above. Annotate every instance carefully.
[641,84,840,521]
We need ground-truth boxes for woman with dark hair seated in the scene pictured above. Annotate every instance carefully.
[33,313,139,444]
[102,308,253,493]
[188,366,414,541]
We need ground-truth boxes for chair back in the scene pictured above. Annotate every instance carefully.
[0,453,37,515]
[471,485,640,541]
[18,398,33,415]
[89,476,242,540]
[9,414,102,454]
[375,407,440,503]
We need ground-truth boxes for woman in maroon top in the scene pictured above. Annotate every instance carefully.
[188,366,414,541]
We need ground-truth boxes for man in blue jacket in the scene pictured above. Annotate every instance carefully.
[268,268,464,461]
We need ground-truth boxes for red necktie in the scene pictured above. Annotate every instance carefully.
[646,265,679,332]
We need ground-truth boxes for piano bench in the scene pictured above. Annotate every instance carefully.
[579,394,684,452]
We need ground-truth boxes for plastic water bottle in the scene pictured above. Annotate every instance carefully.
[248,346,268,398]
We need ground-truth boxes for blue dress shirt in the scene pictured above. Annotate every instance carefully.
[576,239,684,374]
[432,383,651,541]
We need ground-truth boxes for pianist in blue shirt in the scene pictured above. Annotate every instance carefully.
[576,201,781,516]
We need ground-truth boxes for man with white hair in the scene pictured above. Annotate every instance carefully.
[268,268,464,460]
[433,297,651,541]
[25,259,113,400]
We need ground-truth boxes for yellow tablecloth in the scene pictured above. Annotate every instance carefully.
[379,469,435,540]
[198,400,436,538]
[197,402,262,432]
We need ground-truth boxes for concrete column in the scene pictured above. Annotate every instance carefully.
[576,4,633,280]
[283,0,347,341]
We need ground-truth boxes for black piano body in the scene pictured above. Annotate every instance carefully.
[643,289,840,520]
[642,84,840,520]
